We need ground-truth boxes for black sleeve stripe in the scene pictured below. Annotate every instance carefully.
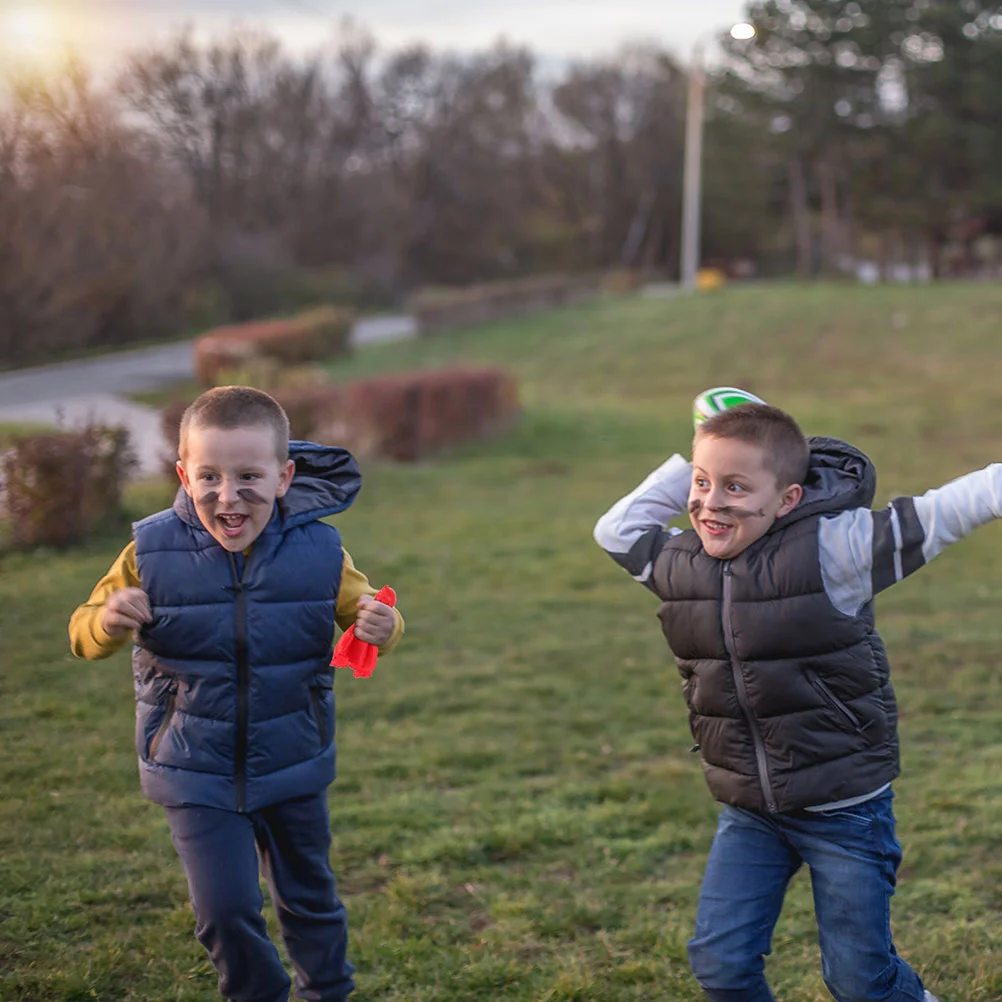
[891,496,926,578]
[607,526,666,580]
[871,508,897,593]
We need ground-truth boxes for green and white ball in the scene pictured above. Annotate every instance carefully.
[692,386,766,428]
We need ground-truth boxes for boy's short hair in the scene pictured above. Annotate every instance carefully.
[178,386,290,462]
[695,403,809,487]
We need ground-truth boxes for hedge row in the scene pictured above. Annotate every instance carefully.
[318,367,519,461]
[162,367,518,464]
[407,273,603,336]
[1,426,137,549]
[193,306,354,386]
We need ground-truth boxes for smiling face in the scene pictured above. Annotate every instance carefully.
[688,433,803,561]
[176,423,295,552]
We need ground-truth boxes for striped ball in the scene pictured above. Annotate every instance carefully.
[692,386,766,428]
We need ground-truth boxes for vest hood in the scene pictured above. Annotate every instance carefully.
[770,435,875,533]
[172,440,361,531]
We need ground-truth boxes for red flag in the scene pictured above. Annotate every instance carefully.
[331,585,397,678]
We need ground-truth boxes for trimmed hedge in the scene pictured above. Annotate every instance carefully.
[407,274,601,336]
[1,425,137,549]
[193,306,355,386]
[326,367,519,461]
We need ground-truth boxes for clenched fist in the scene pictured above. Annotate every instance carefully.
[353,594,396,646]
[102,587,152,637]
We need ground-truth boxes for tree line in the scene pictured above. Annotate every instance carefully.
[1,0,1000,366]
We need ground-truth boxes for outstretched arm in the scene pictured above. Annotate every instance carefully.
[593,454,693,588]
[819,464,1002,616]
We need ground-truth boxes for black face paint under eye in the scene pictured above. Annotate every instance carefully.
[689,499,767,520]
[196,488,270,506]
[237,488,269,505]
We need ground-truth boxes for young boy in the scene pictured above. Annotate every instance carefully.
[593,394,1002,1002]
[69,386,404,1002]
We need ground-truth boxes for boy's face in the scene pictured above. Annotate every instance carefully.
[688,433,803,561]
[176,423,295,552]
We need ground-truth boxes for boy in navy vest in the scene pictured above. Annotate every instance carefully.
[594,394,1002,1002]
[70,386,404,1002]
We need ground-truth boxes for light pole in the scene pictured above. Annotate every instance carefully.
[680,22,756,291]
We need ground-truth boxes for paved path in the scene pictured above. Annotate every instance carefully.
[0,314,417,477]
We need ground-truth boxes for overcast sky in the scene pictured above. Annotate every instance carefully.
[0,0,753,70]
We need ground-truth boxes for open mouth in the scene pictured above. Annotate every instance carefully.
[217,513,249,538]
[701,519,733,536]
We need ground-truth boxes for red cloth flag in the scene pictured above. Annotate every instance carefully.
[331,585,397,678]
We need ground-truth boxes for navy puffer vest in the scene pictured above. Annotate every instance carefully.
[131,442,361,812]
[652,437,900,814]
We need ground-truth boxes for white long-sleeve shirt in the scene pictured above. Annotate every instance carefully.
[595,454,1002,615]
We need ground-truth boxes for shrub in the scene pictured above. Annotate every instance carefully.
[193,307,355,386]
[273,367,519,462]
[274,383,348,443]
[297,307,357,358]
[1,425,138,549]
[211,359,329,394]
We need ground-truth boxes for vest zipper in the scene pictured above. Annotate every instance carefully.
[229,552,252,813]
[721,562,778,814]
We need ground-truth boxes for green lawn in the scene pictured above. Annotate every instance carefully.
[2,282,1001,1000]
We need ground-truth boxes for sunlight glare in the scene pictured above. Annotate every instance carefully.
[2,5,56,54]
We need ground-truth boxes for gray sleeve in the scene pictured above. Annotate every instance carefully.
[593,454,692,585]
[819,464,1002,616]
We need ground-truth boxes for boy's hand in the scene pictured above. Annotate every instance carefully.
[354,594,396,646]
[102,587,153,637]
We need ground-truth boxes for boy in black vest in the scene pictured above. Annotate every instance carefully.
[70,386,404,1002]
[593,394,1001,1001]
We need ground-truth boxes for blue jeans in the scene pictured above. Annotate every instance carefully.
[688,790,927,1002]
[166,793,354,1002]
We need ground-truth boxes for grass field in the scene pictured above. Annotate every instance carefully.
[1,282,1001,1001]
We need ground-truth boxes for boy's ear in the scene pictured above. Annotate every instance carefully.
[176,459,194,497]
[777,483,803,518]
[276,458,296,498]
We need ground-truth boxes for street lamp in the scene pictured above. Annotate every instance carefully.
[680,22,756,290]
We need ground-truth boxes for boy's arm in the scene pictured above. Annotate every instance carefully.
[335,548,405,654]
[68,542,142,660]
[592,454,693,590]
[819,464,1002,616]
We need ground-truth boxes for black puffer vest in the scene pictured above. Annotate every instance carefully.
[652,437,900,814]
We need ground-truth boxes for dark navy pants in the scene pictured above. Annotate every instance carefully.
[165,793,355,1002]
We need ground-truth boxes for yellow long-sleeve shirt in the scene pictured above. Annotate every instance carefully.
[69,541,404,661]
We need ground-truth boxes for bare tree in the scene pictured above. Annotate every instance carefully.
[0,61,205,366]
